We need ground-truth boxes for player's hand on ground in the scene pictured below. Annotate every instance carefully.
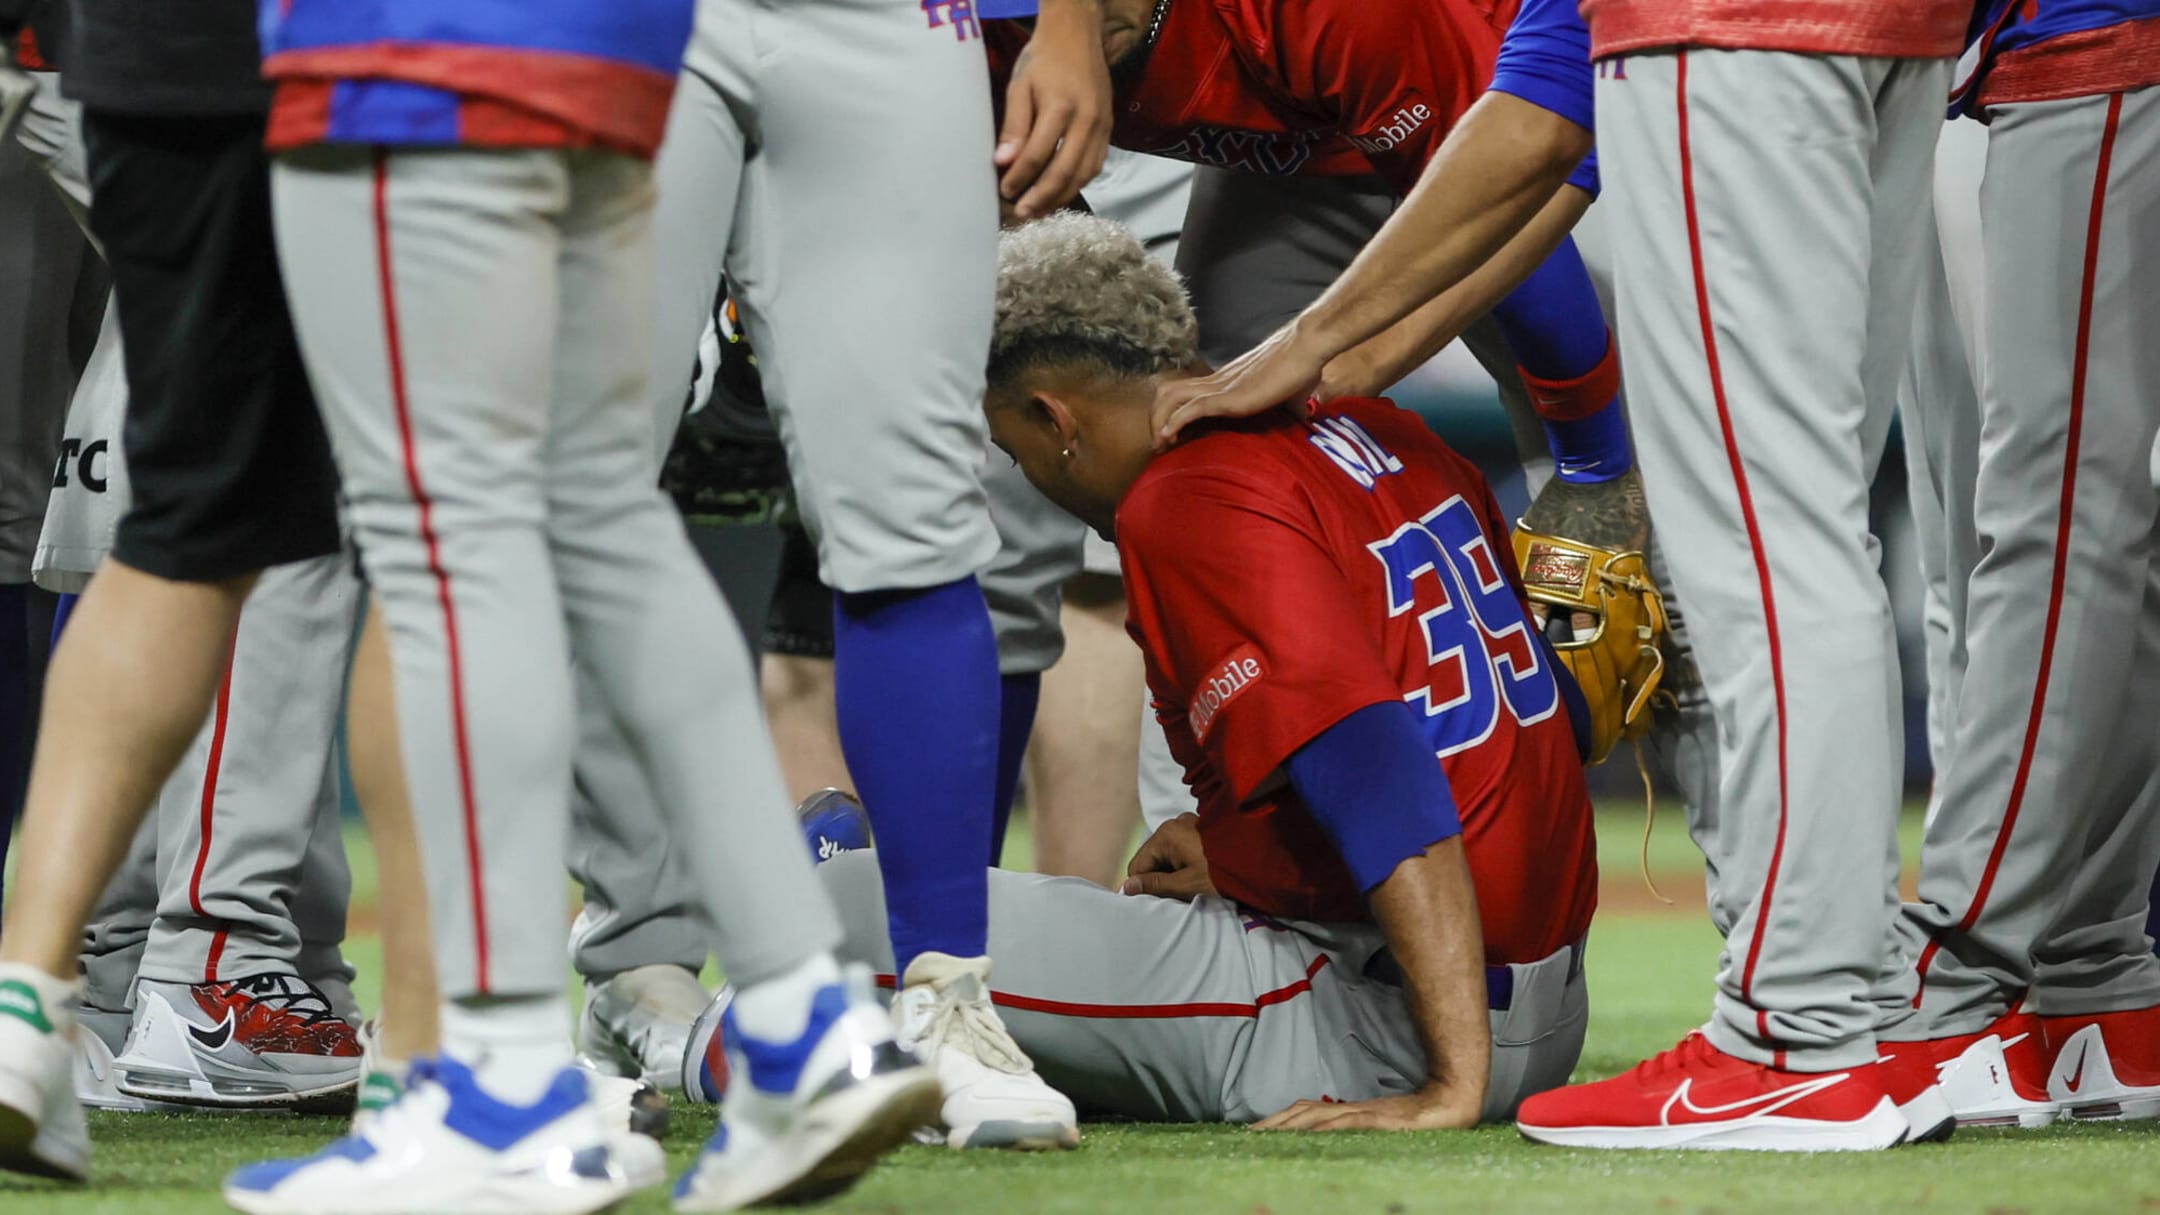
[1152,320,1331,449]
[996,0,1111,220]
[1253,1087,1483,1133]
[1121,812,1216,901]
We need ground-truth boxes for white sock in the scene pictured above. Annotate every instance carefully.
[0,962,80,1033]
[439,995,573,1105]
[729,953,843,1045]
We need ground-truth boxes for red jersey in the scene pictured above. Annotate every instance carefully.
[991,0,1516,195]
[1117,398,1598,965]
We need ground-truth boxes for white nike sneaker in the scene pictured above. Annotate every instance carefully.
[672,964,941,1211]
[224,1057,664,1215]
[116,975,362,1109]
[578,964,708,1093]
[0,963,91,1181]
[892,952,1078,1151]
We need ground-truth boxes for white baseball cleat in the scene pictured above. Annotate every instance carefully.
[2044,1007,2160,1123]
[671,965,941,1212]
[223,1057,664,1215]
[892,952,1079,1151]
[76,1007,150,1113]
[115,975,362,1109]
[578,964,708,1093]
[0,964,91,1182]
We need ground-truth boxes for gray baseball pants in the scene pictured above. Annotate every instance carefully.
[1596,49,1948,1069]
[818,850,1586,1122]
[560,0,1003,974]
[273,145,837,999]
[1876,86,2160,1035]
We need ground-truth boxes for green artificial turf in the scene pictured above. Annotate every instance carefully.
[7,810,2158,1213]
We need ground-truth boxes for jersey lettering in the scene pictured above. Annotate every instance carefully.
[1308,417,1405,490]
[923,0,982,40]
[1368,496,1559,756]
[50,438,109,494]
[1157,127,1318,176]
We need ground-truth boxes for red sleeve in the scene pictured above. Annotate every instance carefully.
[1117,466,1402,801]
[1280,0,1505,194]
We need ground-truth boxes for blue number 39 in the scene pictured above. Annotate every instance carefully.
[1367,497,1559,757]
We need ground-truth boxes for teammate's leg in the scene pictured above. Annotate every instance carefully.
[0,107,343,1181]
[118,554,363,1109]
[1517,50,1944,1153]
[1879,87,2160,1122]
[1024,574,1144,885]
[727,0,1075,1148]
[1882,87,2160,1033]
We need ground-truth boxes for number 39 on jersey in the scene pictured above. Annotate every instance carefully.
[1368,497,1559,757]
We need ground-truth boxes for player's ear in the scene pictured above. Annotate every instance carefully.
[1031,390,1081,449]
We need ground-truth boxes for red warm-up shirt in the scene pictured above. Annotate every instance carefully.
[990,0,1516,194]
[1117,399,1598,965]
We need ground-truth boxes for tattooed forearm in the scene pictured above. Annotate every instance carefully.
[1519,466,1651,552]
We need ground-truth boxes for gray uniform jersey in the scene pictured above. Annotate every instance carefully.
[817,851,1586,1123]
[1596,49,1948,1069]
[1874,86,2160,1036]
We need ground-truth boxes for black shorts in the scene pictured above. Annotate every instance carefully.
[762,518,834,659]
[83,110,340,582]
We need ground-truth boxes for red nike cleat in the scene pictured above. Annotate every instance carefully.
[2043,1005,2160,1122]
[1872,1043,1954,1144]
[1910,1009,2059,1129]
[1516,1031,1908,1152]
[114,976,361,1110]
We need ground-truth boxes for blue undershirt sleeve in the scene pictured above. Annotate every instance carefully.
[1283,701,1462,894]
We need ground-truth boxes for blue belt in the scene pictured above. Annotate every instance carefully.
[1369,938,1586,1012]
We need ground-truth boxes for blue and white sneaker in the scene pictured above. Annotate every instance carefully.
[798,789,873,863]
[671,966,940,1212]
[224,1057,664,1215]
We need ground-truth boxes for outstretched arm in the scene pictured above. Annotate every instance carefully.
[1313,180,1593,402]
[1153,91,1592,443]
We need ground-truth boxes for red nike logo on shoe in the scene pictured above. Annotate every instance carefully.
[1660,1072,1851,1124]
[2065,1042,2088,1093]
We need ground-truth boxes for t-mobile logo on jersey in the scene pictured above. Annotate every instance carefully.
[1190,646,1266,742]
[1348,102,1433,154]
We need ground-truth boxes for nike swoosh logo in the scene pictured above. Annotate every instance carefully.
[2066,1042,2088,1093]
[1661,1073,1849,1124]
[189,1013,235,1052]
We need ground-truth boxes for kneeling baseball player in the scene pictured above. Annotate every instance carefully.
[809,213,1603,1129]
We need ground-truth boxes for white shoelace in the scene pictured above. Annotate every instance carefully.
[912,986,1030,1076]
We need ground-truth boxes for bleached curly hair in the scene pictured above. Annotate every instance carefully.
[988,212,1199,394]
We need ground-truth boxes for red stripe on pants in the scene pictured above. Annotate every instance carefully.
[872,955,1333,1020]
[1911,91,2123,1002]
[1675,51,1795,1064]
[190,633,239,981]
[371,150,492,993]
